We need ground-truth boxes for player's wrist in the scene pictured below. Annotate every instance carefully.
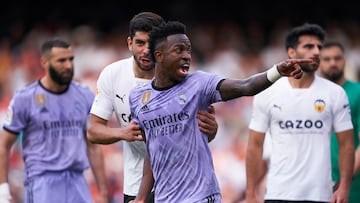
[266,65,281,83]
[0,182,12,201]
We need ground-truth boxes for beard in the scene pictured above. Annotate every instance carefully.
[49,64,73,86]
[134,56,154,72]
[301,62,319,73]
[322,67,343,83]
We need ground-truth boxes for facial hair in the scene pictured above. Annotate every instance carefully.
[49,64,73,86]
[322,66,344,83]
[134,56,154,72]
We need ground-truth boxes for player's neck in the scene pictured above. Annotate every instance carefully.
[336,77,346,86]
[133,63,154,79]
[288,72,315,88]
[40,77,68,93]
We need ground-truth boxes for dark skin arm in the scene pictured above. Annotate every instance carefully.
[219,59,311,101]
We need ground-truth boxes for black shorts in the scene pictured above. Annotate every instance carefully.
[124,191,155,203]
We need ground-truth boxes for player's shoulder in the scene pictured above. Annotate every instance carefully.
[102,56,133,74]
[70,81,94,95]
[256,77,286,96]
[345,79,360,89]
[13,80,40,98]
[189,70,213,78]
[131,81,151,92]
[316,76,343,90]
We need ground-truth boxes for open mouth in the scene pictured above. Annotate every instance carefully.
[179,64,189,75]
[140,58,152,67]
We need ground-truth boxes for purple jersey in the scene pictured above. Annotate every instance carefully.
[3,81,94,181]
[129,71,225,203]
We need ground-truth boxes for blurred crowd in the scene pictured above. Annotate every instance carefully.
[1,18,360,203]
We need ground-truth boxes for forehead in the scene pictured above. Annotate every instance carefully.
[321,46,343,55]
[49,47,73,59]
[133,31,150,41]
[166,34,190,46]
[298,35,323,45]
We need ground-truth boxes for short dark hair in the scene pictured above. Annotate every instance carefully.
[41,38,70,56]
[129,12,165,39]
[285,23,326,50]
[322,41,345,53]
[148,21,187,62]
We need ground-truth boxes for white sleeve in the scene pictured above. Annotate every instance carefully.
[90,66,114,120]
[249,93,270,133]
[333,87,353,132]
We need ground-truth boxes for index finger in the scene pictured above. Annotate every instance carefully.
[287,58,314,65]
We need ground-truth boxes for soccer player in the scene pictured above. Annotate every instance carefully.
[319,41,360,203]
[129,21,311,203]
[86,12,218,203]
[246,23,354,203]
[0,38,108,203]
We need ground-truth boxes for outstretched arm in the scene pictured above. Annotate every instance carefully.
[219,59,311,101]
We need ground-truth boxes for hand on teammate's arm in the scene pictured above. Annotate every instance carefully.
[87,114,144,144]
[197,105,218,142]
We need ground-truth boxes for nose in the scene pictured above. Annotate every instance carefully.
[64,60,73,69]
[182,51,191,60]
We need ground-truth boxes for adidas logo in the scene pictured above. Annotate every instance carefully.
[40,107,48,113]
[140,105,149,112]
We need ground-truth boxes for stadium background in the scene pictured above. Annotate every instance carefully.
[1,1,360,203]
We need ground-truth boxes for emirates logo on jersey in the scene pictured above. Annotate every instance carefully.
[314,99,325,113]
[142,91,151,105]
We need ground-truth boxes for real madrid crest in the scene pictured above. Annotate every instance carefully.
[142,91,151,105]
[35,94,46,105]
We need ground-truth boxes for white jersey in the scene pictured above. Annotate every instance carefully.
[90,56,150,196]
[249,76,353,202]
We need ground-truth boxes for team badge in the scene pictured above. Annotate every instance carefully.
[177,94,187,105]
[35,94,46,105]
[314,99,325,113]
[142,91,151,105]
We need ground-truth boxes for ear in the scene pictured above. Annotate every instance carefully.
[154,50,163,63]
[127,36,133,52]
[40,56,48,70]
[287,47,296,58]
